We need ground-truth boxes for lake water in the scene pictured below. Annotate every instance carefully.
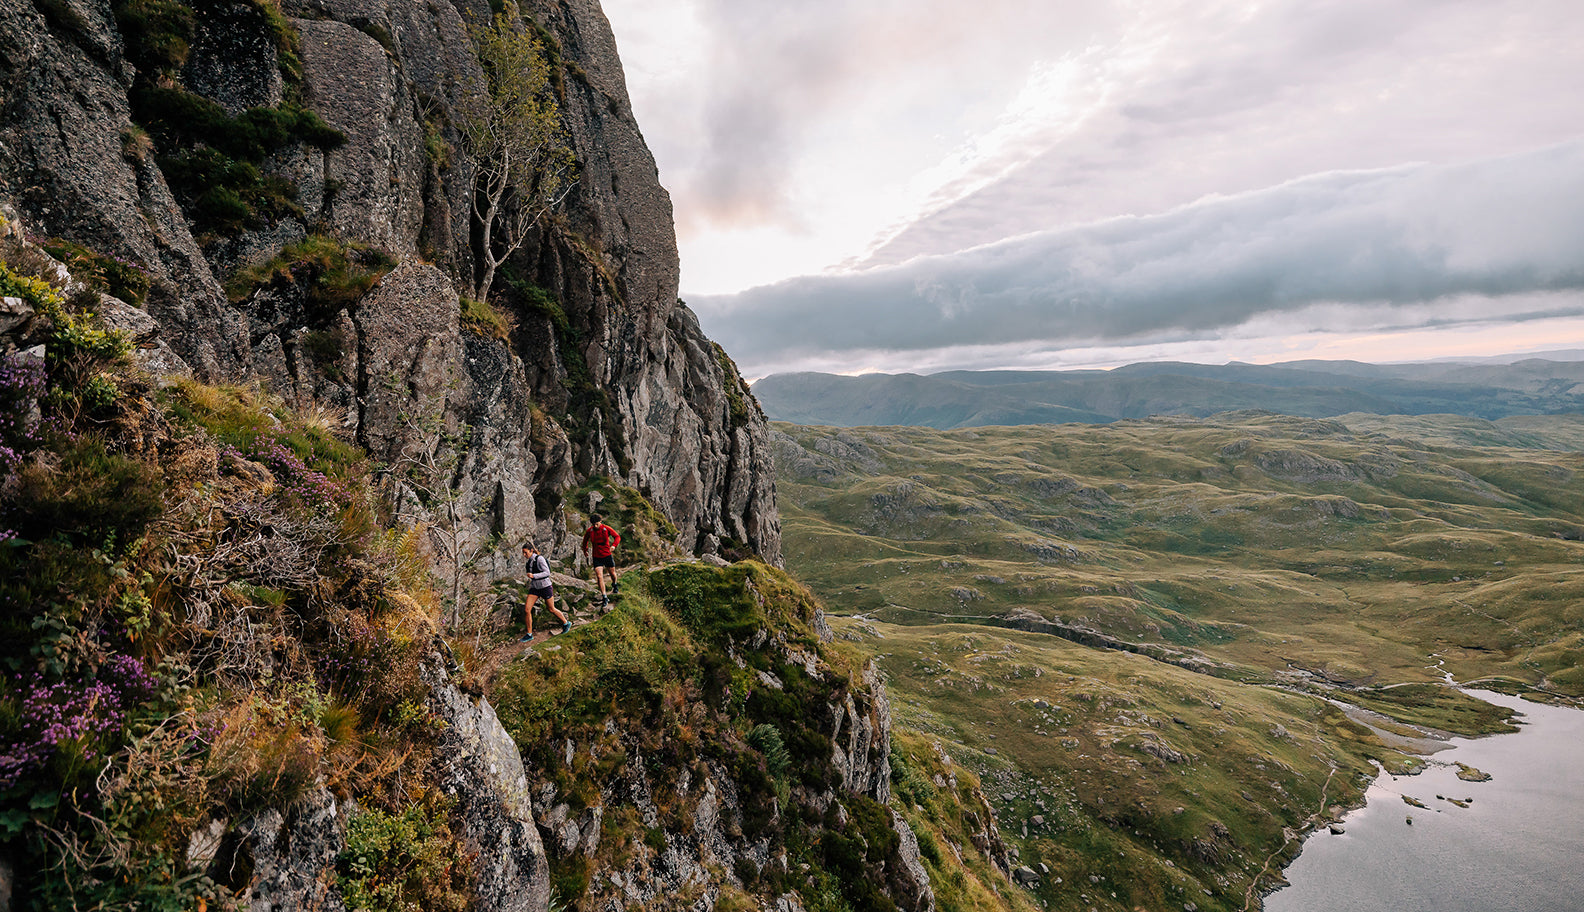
[1264,690,1584,912]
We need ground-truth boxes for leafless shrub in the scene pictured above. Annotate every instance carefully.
[211,495,349,591]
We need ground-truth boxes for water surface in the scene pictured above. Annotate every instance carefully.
[1265,690,1584,912]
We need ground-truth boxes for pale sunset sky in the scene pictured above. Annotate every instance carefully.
[599,0,1584,378]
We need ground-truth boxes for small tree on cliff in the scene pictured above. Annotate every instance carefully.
[461,3,576,303]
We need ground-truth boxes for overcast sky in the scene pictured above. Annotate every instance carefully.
[600,0,1584,378]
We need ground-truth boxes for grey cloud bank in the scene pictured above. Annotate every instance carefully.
[692,143,1584,375]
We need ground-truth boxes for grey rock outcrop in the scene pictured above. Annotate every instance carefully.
[524,659,935,912]
[890,807,936,912]
[184,0,285,114]
[0,0,781,579]
[429,676,551,911]
[297,17,428,255]
[224,788,351,912]
[832,661,893,803]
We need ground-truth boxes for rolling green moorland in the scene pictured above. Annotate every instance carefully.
[774,411,1584,909]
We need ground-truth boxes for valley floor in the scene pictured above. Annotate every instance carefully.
[774,413,1584,910]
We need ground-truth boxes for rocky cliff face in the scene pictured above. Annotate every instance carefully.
[0,0,781,579]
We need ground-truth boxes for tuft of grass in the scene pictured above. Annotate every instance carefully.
[225,234,394,318]
[746,722,791,776]
[460,295,513,340]
[161,379,368,480]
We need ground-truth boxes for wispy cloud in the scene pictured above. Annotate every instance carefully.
[693,143,1584,375]
[606,0,1584,300]
[861,0,1584,266]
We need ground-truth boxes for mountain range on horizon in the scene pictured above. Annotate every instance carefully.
[753,354,1584,429]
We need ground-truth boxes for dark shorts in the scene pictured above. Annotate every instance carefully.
[528,584,554,599]
[591,555,615,569]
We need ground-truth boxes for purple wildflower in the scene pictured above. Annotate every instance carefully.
[0,654,157,789]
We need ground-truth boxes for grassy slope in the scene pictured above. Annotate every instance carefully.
[777,415,1584,695]
[775,413,1584,910]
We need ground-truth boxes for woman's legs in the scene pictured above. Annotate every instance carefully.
[524,592,540,637]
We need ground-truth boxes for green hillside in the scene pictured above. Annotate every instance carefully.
[775,414,1584,694]
[774,413,1584,909]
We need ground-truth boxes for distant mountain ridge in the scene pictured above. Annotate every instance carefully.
[753,357,1584,428]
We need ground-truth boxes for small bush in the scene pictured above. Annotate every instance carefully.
[889,745,936,807]
[338,796,472,912]
[2,437,164,548]
[2,262,132,403]
[113,0,195,73]
[547,854,591,906]
[38,238,150,306]
[0,265,62,310]
[157,148,299,235]
[746,723,791,777]
[0,654,157,793]
[314,610,425,723]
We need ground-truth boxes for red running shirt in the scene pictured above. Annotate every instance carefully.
[583,523,620,558]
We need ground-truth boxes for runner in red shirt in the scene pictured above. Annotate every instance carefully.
[581,513,621,609]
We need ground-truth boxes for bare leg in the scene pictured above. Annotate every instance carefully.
[524,592,539,636]
[547,596,568,629]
